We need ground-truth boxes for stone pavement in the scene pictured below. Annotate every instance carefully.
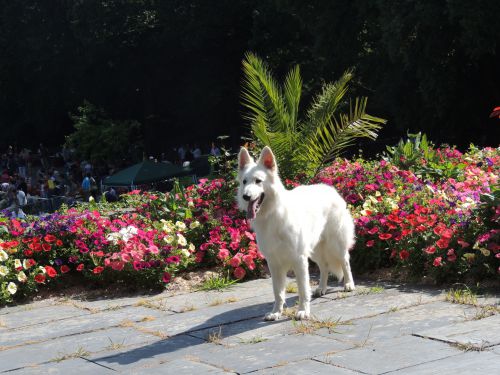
[0,277,499,374]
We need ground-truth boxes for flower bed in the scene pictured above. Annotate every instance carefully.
[314,146,499,281]
[0,145,498,305]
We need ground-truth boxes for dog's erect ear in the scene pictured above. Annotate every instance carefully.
[258,146,277,172]
[238,147,254,170]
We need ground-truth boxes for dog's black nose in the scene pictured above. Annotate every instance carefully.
[243,194,251,201]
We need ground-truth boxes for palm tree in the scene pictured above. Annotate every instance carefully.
[241,52,387,180]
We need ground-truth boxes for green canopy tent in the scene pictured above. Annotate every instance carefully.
[103,160,193,188]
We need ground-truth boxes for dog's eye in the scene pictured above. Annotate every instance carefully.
[242,179,247,185]
[255,179,262,184]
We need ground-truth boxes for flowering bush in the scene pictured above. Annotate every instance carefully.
[315,146,499,281]
[0,202,199,304]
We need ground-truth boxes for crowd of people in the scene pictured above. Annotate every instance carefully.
[0,140,222,217]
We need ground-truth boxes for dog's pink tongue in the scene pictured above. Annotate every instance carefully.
[247,199,258,220]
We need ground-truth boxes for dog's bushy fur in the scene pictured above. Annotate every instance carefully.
[237,146,356,320]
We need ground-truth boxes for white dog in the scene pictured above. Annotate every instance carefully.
[237,146,356,320]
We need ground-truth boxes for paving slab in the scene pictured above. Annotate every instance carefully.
[0,304,91,330]
[314,301,477,346]
[89,334,211,372]
[0,305,172,348]
[192,334,352,374]
[0,299,59,316]
[415,313,500,349]
[133,295,297,337]
[189,316,295,346]
[124,358,234,374]
[310,289,441,323]
[388,350,500,374]
[6,358,115,374]
[0,326,161,372]
[314,335,460,374]
[152,285,276,313]
[254,359,360,374]
[65,293,169,312]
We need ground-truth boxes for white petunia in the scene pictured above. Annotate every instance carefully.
[17,271,27,282]
[14,259,22,269]
[189,221,200,229]
[0,265,8,277]
[175,221,186,230]
[7,282,17,295]
[164,235,174,244]
[0,250,8,262]
[177,234,187,247]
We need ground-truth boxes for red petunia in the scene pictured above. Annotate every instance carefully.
[489,106,500,119]
[378,233,392,240]
[433,226,444,236]
[162,272,171,283]
[424,246,436,254]
[29,243,42,252]
[367,227,379,235]
[365,240,375,247]
[56,240,63,247]
[60,265,70,274]
[76,263,84,271]
[436,238,449,249]
[416,216,427,224]
[42,243,52,252]
[93,266,104,274]
[45,266,57,278]
[433,257,443,267]
[34,274,46,284]
[399,250,410,260]
[440,228,453,240]
[44,234,57,243]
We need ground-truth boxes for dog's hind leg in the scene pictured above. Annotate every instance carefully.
[341,253,355,291]
[265,262,287,321]
[313,259,329,297]
[294,255,311,320]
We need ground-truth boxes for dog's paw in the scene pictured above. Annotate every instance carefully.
[294,310,310,320]
[344,282,356,292]
[264,312,282,321]
[313,287,327,297]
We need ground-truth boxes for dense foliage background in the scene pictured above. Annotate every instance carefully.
[1,0,499,153]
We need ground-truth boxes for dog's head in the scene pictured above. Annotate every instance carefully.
[237,146,278,220]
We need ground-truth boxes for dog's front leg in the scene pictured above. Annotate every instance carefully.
[265,261,286,321]
[294,255,311,320]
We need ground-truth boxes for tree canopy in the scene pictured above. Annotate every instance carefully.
[0,1,498,154]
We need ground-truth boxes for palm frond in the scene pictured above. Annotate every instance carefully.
[241,52,288,134]
[283,65,302,133]
[304,70,353,135]
[298,97,386,174]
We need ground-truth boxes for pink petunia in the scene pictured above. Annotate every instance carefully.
[218,248,230,260]
[433,257,443,267]
[234,267,246,279]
